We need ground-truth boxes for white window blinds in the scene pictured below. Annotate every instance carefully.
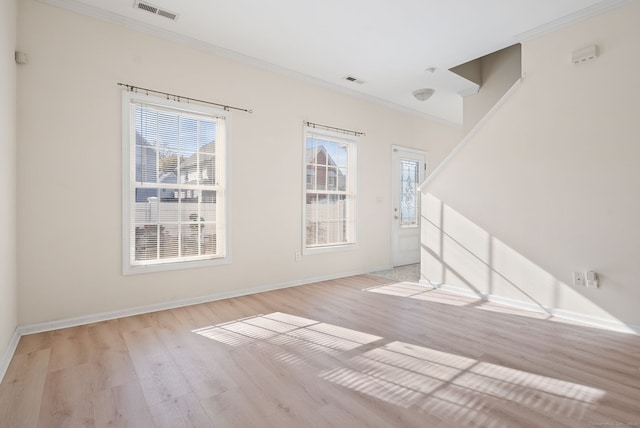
[303,126,357,251]
[123,92,229,273]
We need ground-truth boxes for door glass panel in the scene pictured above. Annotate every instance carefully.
[400,159,419,227]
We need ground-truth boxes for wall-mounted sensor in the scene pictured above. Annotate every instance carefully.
[572,45,598,64]
[586,271,599,288]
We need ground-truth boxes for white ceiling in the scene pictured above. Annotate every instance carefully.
[42,0,631,125]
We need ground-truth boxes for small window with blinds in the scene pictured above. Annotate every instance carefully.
[303,126,357,252]
[122,91,230,274]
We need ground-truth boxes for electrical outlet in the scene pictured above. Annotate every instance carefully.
[295,252,301,262]
[573,272,585,287]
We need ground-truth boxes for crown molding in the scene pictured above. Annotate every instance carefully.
[513,0,635,42]
[36,0,461,127]
[37,0,631,127]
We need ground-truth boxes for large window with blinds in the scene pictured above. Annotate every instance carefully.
[303,126,357,252]
[122,91,229,274]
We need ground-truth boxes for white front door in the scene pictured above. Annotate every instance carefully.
[391,146,426,267]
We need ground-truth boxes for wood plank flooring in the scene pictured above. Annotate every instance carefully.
[1,275,640,427]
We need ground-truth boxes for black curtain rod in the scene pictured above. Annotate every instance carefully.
[118,83,253,114]
[304,121,365,137]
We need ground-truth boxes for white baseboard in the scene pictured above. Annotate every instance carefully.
[367,264,394,273]
[17,267,378,337]
[0,329,21,384]
[13,267,633,384]
[420,280,640,335]
[3,268,381,382]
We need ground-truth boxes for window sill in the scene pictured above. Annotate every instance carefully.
[302,243,358,256]
[123,256,231,275]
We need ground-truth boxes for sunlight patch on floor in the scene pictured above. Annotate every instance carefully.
[192,312,382,351]
[319,340,604,422]
[364,283,557,320]
[364,282,472,306]
[193,311,605,424]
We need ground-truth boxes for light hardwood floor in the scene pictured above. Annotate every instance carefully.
[1,275,640,427]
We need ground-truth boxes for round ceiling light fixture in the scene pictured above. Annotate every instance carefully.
[412,88,435,101]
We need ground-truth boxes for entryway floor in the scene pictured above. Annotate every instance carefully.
[369,263,420,282]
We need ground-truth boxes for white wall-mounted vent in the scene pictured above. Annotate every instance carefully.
[343,75,366,85]
[134,1,178,21]
[571,45,598,64]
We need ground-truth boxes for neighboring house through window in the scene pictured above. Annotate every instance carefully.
[122,91,229,274]
[303,125,357,252]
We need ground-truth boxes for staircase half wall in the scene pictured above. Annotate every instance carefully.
[419,1,640,333]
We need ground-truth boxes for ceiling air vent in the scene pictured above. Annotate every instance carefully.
[156,9,178,20]
[343,75,366,85]
[134,1,178,21]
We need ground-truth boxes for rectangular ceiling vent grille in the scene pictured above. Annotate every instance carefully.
[343,75,366,85]
[156,9,178,20]
[134,1,178,21]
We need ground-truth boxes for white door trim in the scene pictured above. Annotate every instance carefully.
[391,145,427,267]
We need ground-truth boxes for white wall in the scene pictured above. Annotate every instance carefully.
[462,44,522,133]
[16,0,462,325]
[0,0,18,361]
[422,1,640,329]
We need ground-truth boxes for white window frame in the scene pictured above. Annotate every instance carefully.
[122,91,231,275]
[302,125,358,255]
